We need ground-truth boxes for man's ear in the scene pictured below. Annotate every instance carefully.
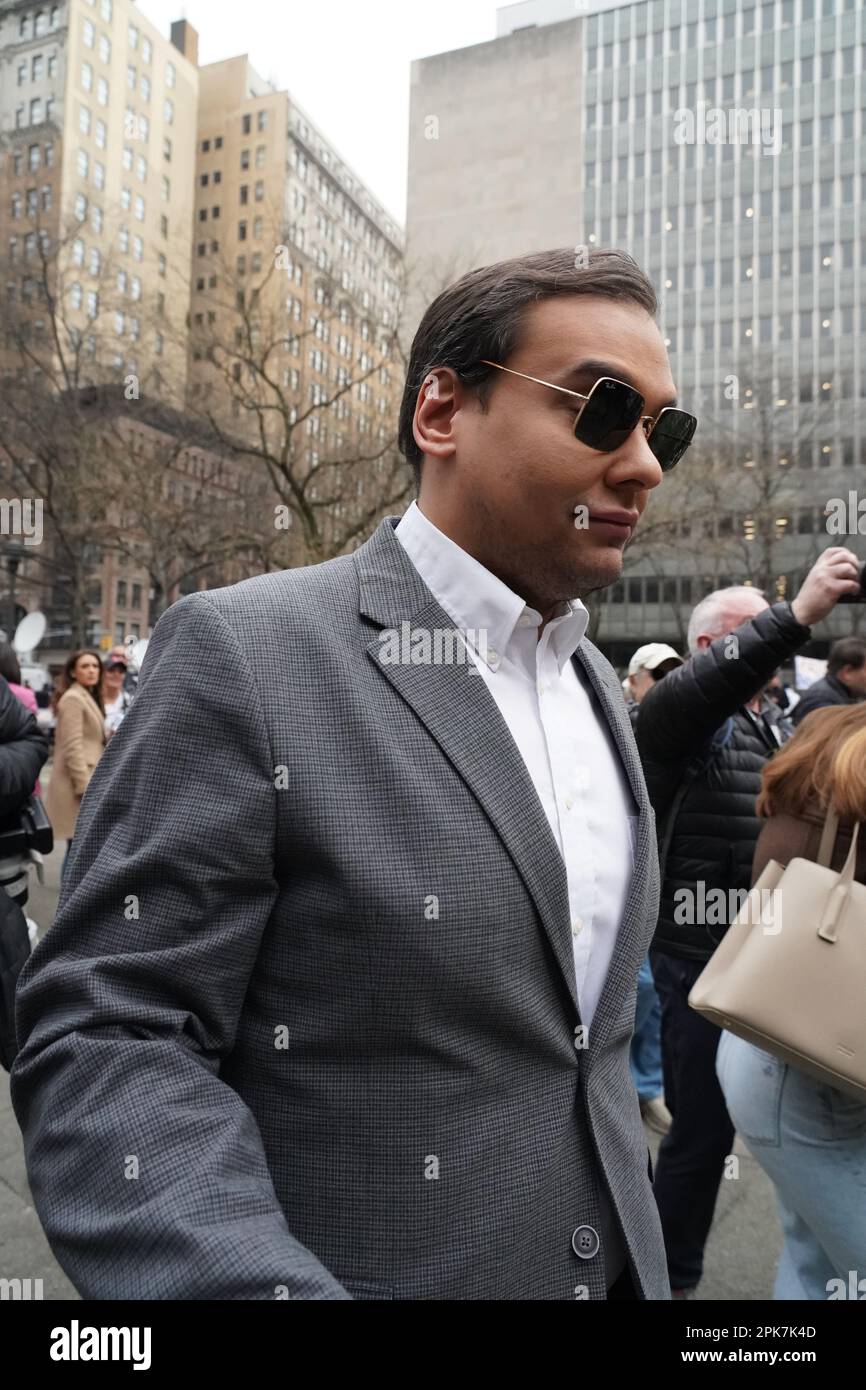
[413,368,460,462]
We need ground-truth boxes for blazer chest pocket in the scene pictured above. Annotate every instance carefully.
[342,1279,394,1301]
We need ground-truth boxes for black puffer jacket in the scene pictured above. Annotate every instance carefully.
[0,679,48,817]
[635,602,812,963]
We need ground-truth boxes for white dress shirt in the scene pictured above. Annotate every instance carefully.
[395,501,639,1029]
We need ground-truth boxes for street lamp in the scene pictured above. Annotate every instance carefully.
[2,540,26,642]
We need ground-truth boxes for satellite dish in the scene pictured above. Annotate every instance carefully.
[13,611,46,658]
[129,638,149,670]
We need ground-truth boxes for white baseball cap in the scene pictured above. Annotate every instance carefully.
[627,643,683,678]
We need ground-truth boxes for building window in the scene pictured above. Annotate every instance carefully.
[242,115,251,135]
[166,61,176,89]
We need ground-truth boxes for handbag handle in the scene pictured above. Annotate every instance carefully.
[817,805,840,867]
[816,807,862,943]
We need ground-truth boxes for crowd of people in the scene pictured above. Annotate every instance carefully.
[0,645,135,910]
[621,618,866,1299]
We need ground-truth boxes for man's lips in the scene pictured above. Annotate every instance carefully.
[574,506,639,535]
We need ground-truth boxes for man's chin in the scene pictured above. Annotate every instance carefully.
[566,546,624,598]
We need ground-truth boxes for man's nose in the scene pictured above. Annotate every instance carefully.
[607,427,665,490]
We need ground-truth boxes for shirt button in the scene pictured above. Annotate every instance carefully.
[571,918,583,936]
[564,795,574,811]
[572,1225,600,1259]
[487,648,499,666]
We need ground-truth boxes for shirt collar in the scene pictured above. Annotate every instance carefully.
[394,501,588,674]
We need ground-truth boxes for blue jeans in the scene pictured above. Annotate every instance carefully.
[630,955,663,1101]
[717,1031,866,1299]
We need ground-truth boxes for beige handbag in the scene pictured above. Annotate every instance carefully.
[689,807,866,1100]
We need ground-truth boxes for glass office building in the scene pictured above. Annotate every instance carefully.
[574,0,865,659]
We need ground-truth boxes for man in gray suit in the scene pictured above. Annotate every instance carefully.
[12,247,696,1300]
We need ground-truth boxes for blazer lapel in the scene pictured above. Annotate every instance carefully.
[355,520,579,1014]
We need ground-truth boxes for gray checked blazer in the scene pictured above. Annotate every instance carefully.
[12,516,668,1301]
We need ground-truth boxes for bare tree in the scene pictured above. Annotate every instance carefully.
[185,206,417,565]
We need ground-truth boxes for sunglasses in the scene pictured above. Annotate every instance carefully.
[106,661,127,672]
[479,361,697,472]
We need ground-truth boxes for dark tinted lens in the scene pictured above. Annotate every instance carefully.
[573,378,645,452]
[648,409,697,470]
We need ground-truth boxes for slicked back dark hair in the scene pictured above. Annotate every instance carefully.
[398,246,658,486]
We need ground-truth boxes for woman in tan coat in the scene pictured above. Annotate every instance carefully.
[45,650,107,874]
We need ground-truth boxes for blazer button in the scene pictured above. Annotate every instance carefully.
[572,1225,600,1259]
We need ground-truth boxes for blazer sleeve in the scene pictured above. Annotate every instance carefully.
[11,592,351,1301]
[0,678,49,817]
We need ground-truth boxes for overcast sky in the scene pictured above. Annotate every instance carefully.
[140,0,504,225]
